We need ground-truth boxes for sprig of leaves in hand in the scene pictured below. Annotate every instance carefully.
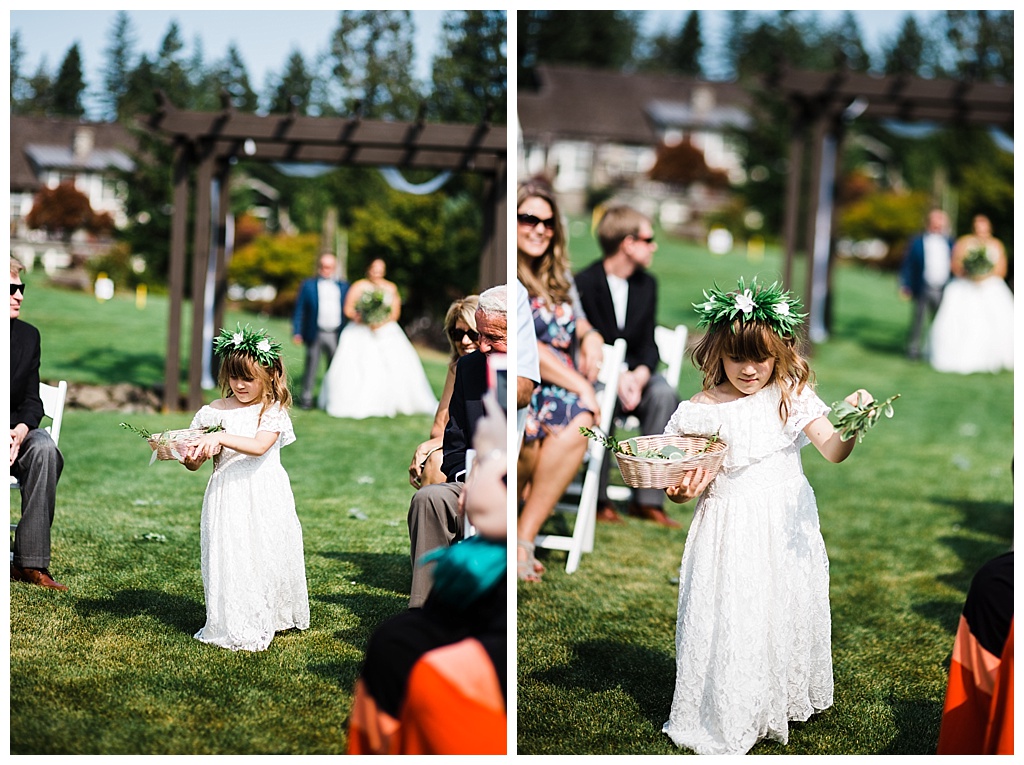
[120,421,225,444]
[830,393,900,443]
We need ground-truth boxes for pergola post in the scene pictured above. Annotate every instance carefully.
[163,141,191,413]
[479,156,507,289]
[188,142,214,411]
[781,108,806,292]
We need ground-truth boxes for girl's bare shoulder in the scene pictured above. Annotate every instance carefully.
[689,389,718,405]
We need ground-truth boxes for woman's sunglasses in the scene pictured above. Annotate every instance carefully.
[517,213,556,230]
[10,283,26,296]
[451,328,479,343]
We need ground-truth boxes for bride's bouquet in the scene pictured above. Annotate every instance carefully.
[961,245,994,278]
[355,288,390,325]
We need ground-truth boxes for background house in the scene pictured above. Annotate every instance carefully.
[10,115,135,272]
[517,64,752,237]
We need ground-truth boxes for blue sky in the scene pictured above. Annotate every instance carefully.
[9,9,450,118]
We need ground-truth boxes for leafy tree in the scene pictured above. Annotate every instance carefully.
[25,180,112,242]
[518,10,642,87]
[51,44,87,117]
[11,31,27,109]
[267,50,314,115]
[347,184,480,321]
[102,11,137,121]
[328,10,422,120]
[429,10,507,124]
[648,139,729,188]
[21,59,55,116]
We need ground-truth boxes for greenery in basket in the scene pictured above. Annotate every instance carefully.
[960,246,994,278]
[120,421,224,444]
[355,288,391,325]
[829,393,900,444]
[579,426,718,460]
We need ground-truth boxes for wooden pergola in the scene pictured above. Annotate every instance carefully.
[143,94,507,411]
[770,67,1013,342]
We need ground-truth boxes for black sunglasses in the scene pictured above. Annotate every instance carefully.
[451,328,479,343]
[10,283,26,296]
[517,213,556,230]
[632,234,655,244]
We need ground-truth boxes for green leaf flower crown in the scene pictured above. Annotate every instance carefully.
[694,277,806,337]
[213,323,282,366]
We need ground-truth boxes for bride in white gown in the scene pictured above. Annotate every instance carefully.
[928,214,1014,374]
[319,258,438,418]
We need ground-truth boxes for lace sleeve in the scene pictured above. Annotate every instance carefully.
[258,403,296,447]
[788,384,830,433]
[189,406,210,430]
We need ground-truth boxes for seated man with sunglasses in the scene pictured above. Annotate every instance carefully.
[574,204,681,528]
[10,257,67,591]
[407,285,508,609]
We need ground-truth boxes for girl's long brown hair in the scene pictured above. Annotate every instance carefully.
[691,319,812,422]
[218,351,292,421]
[516,181,573,308]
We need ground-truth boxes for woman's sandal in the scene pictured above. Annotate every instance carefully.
[517,538,542,582]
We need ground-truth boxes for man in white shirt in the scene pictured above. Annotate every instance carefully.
[898,209,953,360]
[292,253,349,408]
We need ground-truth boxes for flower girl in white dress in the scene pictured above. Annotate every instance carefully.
[661,279,873,754]
[182,325,309,652]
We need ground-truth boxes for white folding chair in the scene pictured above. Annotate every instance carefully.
[607,325,688,503]
[534,339,626,574]
[11,381,68,548]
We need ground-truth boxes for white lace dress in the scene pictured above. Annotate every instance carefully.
[661,383,833,755]
[189,401,310,651]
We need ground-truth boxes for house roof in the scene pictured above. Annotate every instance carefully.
[10,115,136,192]
[517,64,753,145]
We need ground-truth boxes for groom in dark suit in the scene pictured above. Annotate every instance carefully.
[10,257,67,591]
[575,205,681,528]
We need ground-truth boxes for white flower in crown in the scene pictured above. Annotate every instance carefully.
[702,298,716,312]
[256,339,271,353]
[734,290,756,314]
[774,301,790,316]
[232,332,244,346]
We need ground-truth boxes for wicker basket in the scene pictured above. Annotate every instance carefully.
[148,428,220,461]
[613,434,728,489]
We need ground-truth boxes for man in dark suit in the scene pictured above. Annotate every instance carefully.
[575,204,681,528]
[291,252,349,409]
[898,208,953,360]
[407,284,507,608]
[10,256,67,591]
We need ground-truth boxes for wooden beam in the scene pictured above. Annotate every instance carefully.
[206,140,504,171]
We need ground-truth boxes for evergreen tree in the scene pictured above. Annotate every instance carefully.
[518,10,642,87]
[102,10,137,122]
[22,59,54,116]
[939,10,1013,83]
[155,21,192,108]
[267,50,314,115]
[213,44,258,112]
[826,11,871,72]
[11,31,27,110]
[51,43,86,118]
[120,53,161,118]
[328,10,422,120]
[881,15,934,77]
[640,10,703,76]
[429,10,507,124]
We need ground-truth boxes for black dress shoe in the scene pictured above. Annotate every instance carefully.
[596,502,625,524]
[18,567,68,591]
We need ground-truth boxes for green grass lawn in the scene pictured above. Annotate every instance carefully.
[517,225,1014,754]
[10,277,451,754]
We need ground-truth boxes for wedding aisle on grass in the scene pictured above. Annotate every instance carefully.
[9,279,450,754]
[516,236,1014,755]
